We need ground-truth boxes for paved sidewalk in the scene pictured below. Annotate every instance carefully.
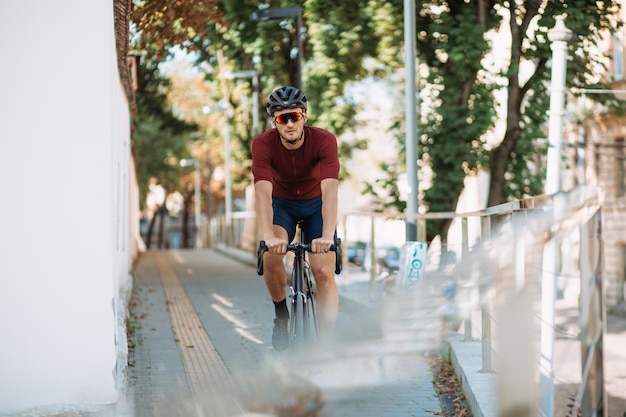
[443,290,626,417]
[23,246,623,417]
[334,251,626,417]
[108,249,446,417]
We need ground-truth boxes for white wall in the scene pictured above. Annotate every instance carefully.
[0,1,132,413]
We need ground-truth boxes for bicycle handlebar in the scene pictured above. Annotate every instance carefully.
[256,238,343,276]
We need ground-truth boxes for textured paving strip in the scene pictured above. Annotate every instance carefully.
[154,252,244,414]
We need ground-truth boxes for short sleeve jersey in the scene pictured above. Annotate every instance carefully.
[251,126,340,201]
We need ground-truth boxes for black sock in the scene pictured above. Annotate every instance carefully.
[273,299,289,319]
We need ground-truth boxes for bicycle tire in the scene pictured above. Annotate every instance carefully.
[304,269,318,340]
[290,254,318,347]
[290,257,303,347]
[300,290,311,343]
[289,285,300,346]
[291,291,315,346]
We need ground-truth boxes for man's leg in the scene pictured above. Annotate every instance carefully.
[309,252,339,339]
[263,225,289,302]
[263,225,290,350]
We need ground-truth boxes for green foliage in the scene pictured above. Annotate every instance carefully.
[360,0,621,242]
[411,1,500,240]
[132,0,404,192]
[129,0,623,244]
[130,0,227,59]
[304,0,382,131]
[132,56,197,206]
[361,162,406,213]
[484,0,621,205]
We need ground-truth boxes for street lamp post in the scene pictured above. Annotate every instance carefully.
[223,109,233,232]
[251,7,303,90]
[202,101,233,232]
[190,133,212,247]
[224,70,260,136]
[404,0,419,242]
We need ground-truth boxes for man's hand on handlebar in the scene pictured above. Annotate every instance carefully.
[263,236,288,254]
[257,238,342,276]
[311,237,335,254]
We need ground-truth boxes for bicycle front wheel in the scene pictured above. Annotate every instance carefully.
[290,255,316,347]
[290,290,308,347]
[305,270,318,340]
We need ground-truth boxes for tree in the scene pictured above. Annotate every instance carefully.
[132,55,198,247]
[129,0,622,249]
[364,0,621,247]
[128,0,395,245]
[487,0,622,205]
[414,1,501,243]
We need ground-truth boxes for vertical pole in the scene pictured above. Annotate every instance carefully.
[545,15,572,195]
[369,216,377,300]
[252,72,260,136]
[194,160,201,247]
[577,122,586,186]
[224,116,233,245]
[461,217,469,259]
[577,208,606,417]
[342,214,349,289]
[296,8,303,90]
[481,292,493,373]
[514,211,526,290]
[540,15,572,417]
[206,158,213,248]
[404,0,418,242]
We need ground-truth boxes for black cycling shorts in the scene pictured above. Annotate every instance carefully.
[272,196,336,244]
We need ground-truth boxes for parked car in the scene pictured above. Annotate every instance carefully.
[376,246,400,275]
[361,245,401,276]
[347,241,367,266]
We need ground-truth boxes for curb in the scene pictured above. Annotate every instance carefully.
[447,334,497,417]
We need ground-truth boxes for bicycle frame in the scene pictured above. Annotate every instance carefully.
[257,233,342,349]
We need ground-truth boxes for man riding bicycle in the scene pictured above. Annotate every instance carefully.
[251,86,340,351]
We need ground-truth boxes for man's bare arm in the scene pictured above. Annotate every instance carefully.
[311,178,339,253]
[254,180,286,253]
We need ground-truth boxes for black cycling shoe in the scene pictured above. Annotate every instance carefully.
[272,316,289,351]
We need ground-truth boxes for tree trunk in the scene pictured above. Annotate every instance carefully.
[182,190,193,249]
[487,127,520,206]
[486,3,529,207]
[145,212,157,249]
[157,205,166,249]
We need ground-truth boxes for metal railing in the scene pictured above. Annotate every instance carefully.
[206,186,605,416]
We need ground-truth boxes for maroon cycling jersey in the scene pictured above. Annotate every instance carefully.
[252,126,340,200]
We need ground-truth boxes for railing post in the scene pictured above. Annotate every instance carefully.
[574,207,606,417]
[369,216,377,300]
[540,17,572,416]
[513,210,526,291]
[461,217,469,259]
[341,214,349,289]
[480,285,493,373]
[480,215,494,371]
[460,215,474,341]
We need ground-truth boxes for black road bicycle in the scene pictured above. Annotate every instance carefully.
[257,223,342,348]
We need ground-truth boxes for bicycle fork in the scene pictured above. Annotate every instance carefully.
[289,253,317,345]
